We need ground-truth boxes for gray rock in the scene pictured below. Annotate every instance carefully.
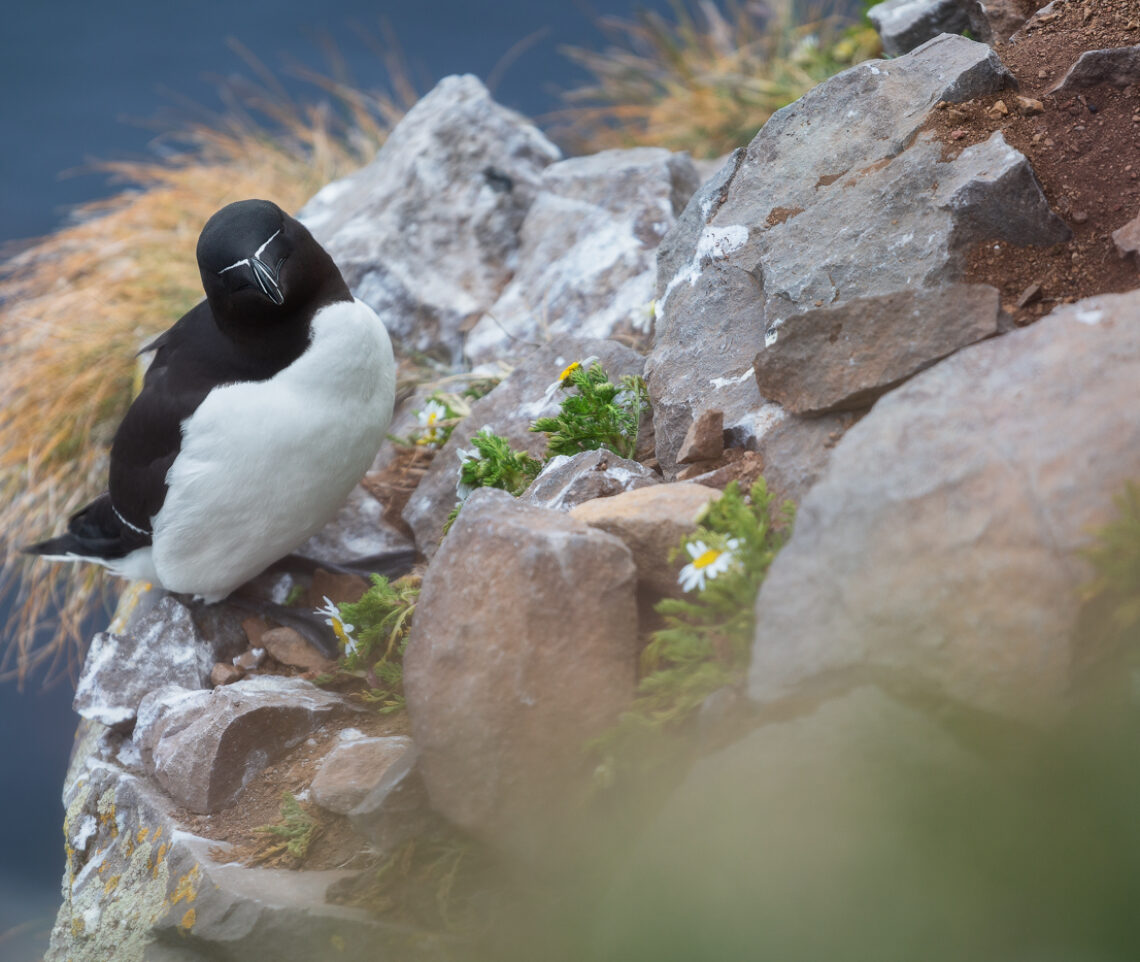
[464,147,699,363]
[752,284,1002,415]
[1050,45,1140,94]
[73,596,243,731]
[401,336,644,556]
[133,677,354,813]
[963,0,1033,41]
[299,75,560,360]
[749,290,1140,720]
[648,36,1065,471]
[404,488,638,860]
[46,720,439,962]
[868,0,976,57]
[521,449,659,512]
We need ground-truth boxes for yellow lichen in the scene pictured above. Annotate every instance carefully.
[136,827,150,844]
[167,866,202,907]
[330,933,346,952]
[180,908,196,931]
[103,875,121,895]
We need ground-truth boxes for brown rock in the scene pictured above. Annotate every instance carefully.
[1016,282,1042,308]
[261,627,335,673]
[1015,95,1045,116]
[1111,212,1140,262]
[310,569,370,607]
[404,488,637,859]
[985,99,1009,119]
[676,409,725,464]
[210,663,244,687]
[571,483,721,599]
[241,616,271,648]
[311,734,416,815]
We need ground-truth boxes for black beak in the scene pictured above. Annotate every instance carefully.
[250,256,284,305]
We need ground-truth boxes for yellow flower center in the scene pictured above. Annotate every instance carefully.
[559,361,581,383]
[693,548,721,570]
[330,619,350,645]
[426,411,438,426]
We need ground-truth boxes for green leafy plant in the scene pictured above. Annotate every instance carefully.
[321,574,420,713]
[456,429,544,499]
[592,479,793,781]
[251,792,322,867]
[531,361,648,460]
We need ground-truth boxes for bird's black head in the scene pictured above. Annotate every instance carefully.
[196,199,350,344]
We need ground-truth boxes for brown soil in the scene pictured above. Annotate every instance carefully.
[178,707,408,871]
[925,0,1140,324]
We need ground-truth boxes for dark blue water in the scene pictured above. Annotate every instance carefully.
[0,1,681,958]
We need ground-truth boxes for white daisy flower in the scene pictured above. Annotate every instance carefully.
[315,596,358,656]
[678,538,742,593]
[542,355,599,404]
[414,399,449,447]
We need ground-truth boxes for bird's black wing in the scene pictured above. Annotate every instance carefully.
[107,300,240,533]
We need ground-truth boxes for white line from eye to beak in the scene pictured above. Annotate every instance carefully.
[217,229,282,275]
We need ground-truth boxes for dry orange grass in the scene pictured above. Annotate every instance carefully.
[0,57,411,684]
[553,0,881,158]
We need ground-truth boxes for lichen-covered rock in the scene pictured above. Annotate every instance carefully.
[647,35,1067,472]
[749,290,1140,720]
[404,489,638,860]
[299,74,560,360]
[521,449,659,512]
[73,594,244,731]
[45,721,438,962]
[570,483,721,600]
[464,147,699,363]
[401,336,644,556]
[133,677,355,813]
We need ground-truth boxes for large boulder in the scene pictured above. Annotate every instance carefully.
[401,336,644,556]
[299,74,561,360]
[647,35,1068,473]
[464,147,700,363]
[749,290,1140,719]
[403,489,638,860]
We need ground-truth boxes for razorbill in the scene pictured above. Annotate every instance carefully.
[26,198,396,604]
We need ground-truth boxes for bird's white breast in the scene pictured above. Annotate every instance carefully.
[151,298,395,601]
